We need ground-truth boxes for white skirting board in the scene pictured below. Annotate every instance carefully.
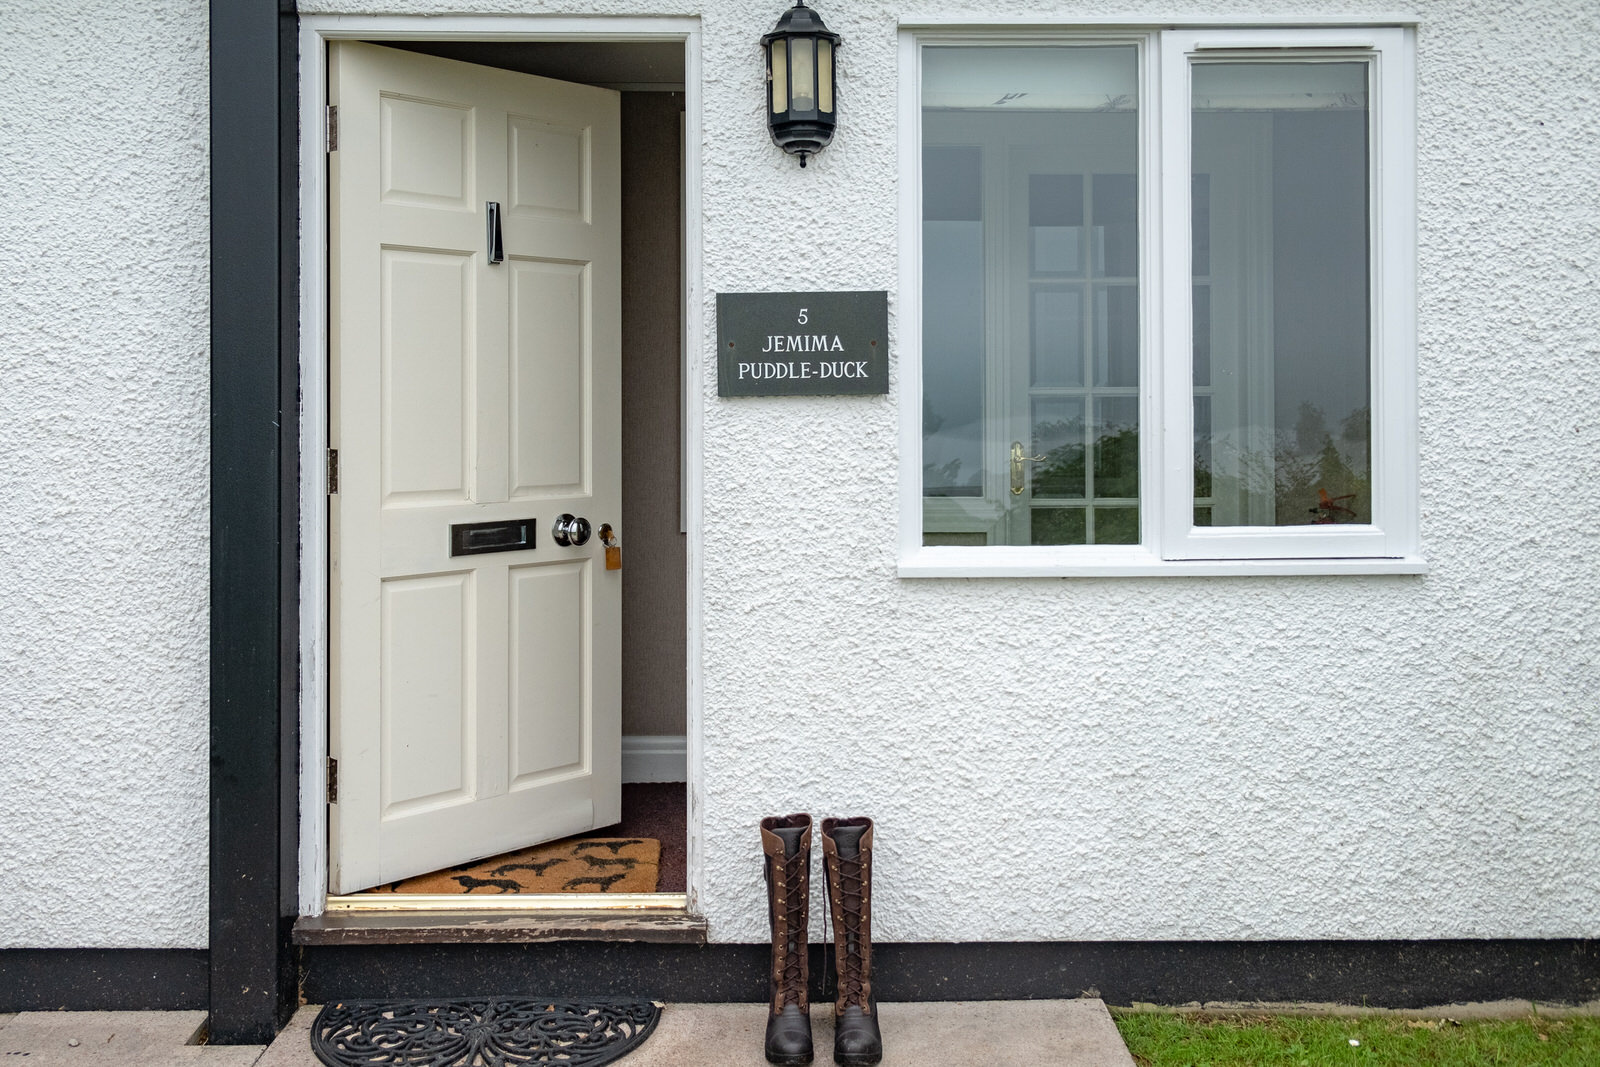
[621,735,688,783]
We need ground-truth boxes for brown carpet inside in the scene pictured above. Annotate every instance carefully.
[355,782,687,896]
[604,782,686,894]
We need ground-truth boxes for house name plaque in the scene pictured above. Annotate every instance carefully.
[717,290,888,397]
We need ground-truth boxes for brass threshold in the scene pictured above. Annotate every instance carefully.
[325,892,689,914]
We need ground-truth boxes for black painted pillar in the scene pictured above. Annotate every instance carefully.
[209,0,301,1043]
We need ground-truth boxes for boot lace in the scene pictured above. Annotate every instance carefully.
[827,854,868,1008]
[776,855,808,1007]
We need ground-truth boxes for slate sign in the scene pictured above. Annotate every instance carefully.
[717,290,888,397]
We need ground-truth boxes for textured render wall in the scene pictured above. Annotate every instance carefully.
[0,2,211,947]
[305,0,1600,948]
[697,0,1596,943]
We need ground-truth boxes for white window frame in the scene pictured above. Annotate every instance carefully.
[897,24,1423,578]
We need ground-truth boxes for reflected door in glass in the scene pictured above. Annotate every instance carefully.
[922,45,1141,547]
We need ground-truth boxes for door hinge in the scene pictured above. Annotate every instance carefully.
[327,448,339,494]
[327,757,339,804]
[326,104,338,152]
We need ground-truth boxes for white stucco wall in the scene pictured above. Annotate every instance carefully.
[301,0,1599,944]
[681,0,1600,943]
[4,0,1595,951]
[0,2,211,947]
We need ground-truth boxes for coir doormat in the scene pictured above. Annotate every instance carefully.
[366,838,660,895]
[311,998,661,1067]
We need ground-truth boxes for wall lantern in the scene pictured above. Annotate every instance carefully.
[762,2,840,167]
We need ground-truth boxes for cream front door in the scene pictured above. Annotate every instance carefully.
[328,42,622,894]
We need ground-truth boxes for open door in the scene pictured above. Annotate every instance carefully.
[328,41,622,894]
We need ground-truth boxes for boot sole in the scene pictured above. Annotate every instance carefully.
[765,1054,813,1066]
[834,1056,881,1066]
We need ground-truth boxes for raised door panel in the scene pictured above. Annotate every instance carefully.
[509,115,589,221]
[380,95,474,209]
[381,249,472,502]
[509,561,587,784]
[509,259,586,497]
[380,572,473,814]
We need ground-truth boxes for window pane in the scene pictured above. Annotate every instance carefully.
[1031,507,1086,546]
[1093,507,1140,544]
[1191,173,1210,277]
[924,531,987,546]
[1032,288,1084,387]
[1091,173,1137,277]
[1030,174,1084,274]
[923,45,1138,547]
[1191,61,1371,527]
[1093,285,1138,387]
[923,46,1136,109]
[1032,398,1086,498]
[1093,396,1139,499]
[922,147,984,498]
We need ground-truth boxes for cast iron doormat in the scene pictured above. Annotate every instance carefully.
[311,998,662,1067]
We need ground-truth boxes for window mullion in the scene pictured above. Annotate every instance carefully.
[1156,30,1195,559]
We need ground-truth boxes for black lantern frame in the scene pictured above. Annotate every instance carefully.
[762,2,840,167]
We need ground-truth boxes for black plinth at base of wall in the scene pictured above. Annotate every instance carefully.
[5,940,1595,1016]
[299,939,1600,1011]
[0,949,209,1011]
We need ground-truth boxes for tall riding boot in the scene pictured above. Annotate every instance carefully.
[761,814,814,1065]
[822,817,882,1067]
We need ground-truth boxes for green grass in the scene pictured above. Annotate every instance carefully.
[1112,1010,1600,1066]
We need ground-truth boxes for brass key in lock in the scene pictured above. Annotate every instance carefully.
[599,523,621,571]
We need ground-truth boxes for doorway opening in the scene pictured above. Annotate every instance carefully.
[298,22,702,923]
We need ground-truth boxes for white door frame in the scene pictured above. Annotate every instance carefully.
[296,13,706,917]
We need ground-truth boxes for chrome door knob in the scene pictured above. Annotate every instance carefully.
[552,514,592,547]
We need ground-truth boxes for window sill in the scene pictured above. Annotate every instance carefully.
[898,546,1429,578]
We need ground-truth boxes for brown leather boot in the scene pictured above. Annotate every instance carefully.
[761,814,814,1065]
[822,817,882,1066]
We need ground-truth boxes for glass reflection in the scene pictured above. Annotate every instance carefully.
[922,45,1139,546]
[1191,61,1371,527]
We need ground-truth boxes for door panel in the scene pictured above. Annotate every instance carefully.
[380,572,471,812]
[509,117,589,220]
[330,41,622,894]
[380,95,473,208]
[510,260,586,494]
[381,249,471,501]
[509,561,587,781]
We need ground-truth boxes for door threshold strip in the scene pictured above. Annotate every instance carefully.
[325,892,689,913]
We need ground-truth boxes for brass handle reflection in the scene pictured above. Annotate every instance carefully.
[1010,441,1047,496]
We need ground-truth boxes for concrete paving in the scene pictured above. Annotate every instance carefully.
[0,1010,264,1066]
[613,1001,1136,1067]
[0,1001,1137,1066]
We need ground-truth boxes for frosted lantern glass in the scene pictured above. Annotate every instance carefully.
[790,40,816,111]
[770,42,788,113]
[818,40,834,112]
